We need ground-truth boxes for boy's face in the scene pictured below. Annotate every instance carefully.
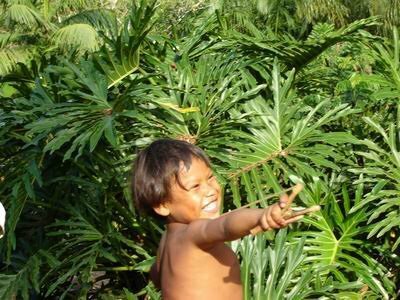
[156,157,222,223]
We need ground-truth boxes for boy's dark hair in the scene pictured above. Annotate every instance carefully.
[131,138,210,217]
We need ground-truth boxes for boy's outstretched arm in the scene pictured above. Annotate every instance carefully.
[188,194,302,247]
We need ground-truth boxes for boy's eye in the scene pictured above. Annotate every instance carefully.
[190,184,200,190]
[208,174,215,180]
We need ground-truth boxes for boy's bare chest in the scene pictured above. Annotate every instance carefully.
[160,241,242,299]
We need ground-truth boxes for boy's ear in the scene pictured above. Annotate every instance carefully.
[153,203,170,217]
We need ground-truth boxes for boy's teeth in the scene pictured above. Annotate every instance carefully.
[203,201,217,212]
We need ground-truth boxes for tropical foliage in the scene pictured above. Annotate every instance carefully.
[1,0,399,299]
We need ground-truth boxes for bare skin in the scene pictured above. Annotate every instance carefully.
[150,158,302,300]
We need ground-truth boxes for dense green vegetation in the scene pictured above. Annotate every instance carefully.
[1,0,399,298]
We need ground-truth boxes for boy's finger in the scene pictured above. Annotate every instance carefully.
[266,210,281,229]
[252,213,304,235]
[260,213,270,231]
[270,205,286,226]
[284,183,304,210]
[284,214,304,224]
[279,194,289,209]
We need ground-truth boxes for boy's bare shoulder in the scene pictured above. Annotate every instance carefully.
[181,218,224,248]
[167,220,213,243]
[167,220,207,237]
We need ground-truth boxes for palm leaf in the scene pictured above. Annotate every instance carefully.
[226,60,357,191]
[94,0,157,88]
[0,33,34,75]
[52,23,100,53]
[299,181,394,297]
[23,61,120,160]
[349,114,400,250]
[295,0,350,26]
[210,16,379,75]
[235,228,368,300]
[61,8,118,39]
[129,51,267,159]
[0,254,41,300]
[0,48,31,75]
[5,4,49,29]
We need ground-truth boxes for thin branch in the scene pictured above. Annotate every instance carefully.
[227,148,291,179]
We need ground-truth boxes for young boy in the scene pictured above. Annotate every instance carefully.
[132,139,303,300]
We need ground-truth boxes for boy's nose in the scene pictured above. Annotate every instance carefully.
[206,190,215,197]
[205,185,217,197]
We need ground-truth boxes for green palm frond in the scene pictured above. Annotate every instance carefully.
[212,16,378,75]
[130,52,267,159]
[56,0,93,11]
[23,61,119,160]
[209,0,297,36]
[235,228,368,300]
[5,3,49,29]
[295,0,350,26]
[226,61,357,203]
[256,0,296,34]
[0,46,33,75]
[215,0,264,36]
[94,0,157,88]
[61,8,118,39]
[299,181,394,298]
[369,0,400,33]
[0,31,41,76]
[0,254,41,300]
[289,17,378,70]
[178,14,220,61]
[51,23,100,53]
[207,53,394,295]
[349,114,400,250]
[366,26,400,100]
[237,230,308,299]
[43,214,105,298]
[0,32,32,47]
[0,116,44,258]
[42,203,153,298]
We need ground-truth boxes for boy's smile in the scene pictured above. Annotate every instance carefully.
[155,157,222,223]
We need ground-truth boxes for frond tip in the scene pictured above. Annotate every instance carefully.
[6,4,48,28]
[52,23,100,53]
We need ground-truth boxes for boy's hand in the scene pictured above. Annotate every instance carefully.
[251,184,305,234]
[258,194,303,231]
[259,201,285,230]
